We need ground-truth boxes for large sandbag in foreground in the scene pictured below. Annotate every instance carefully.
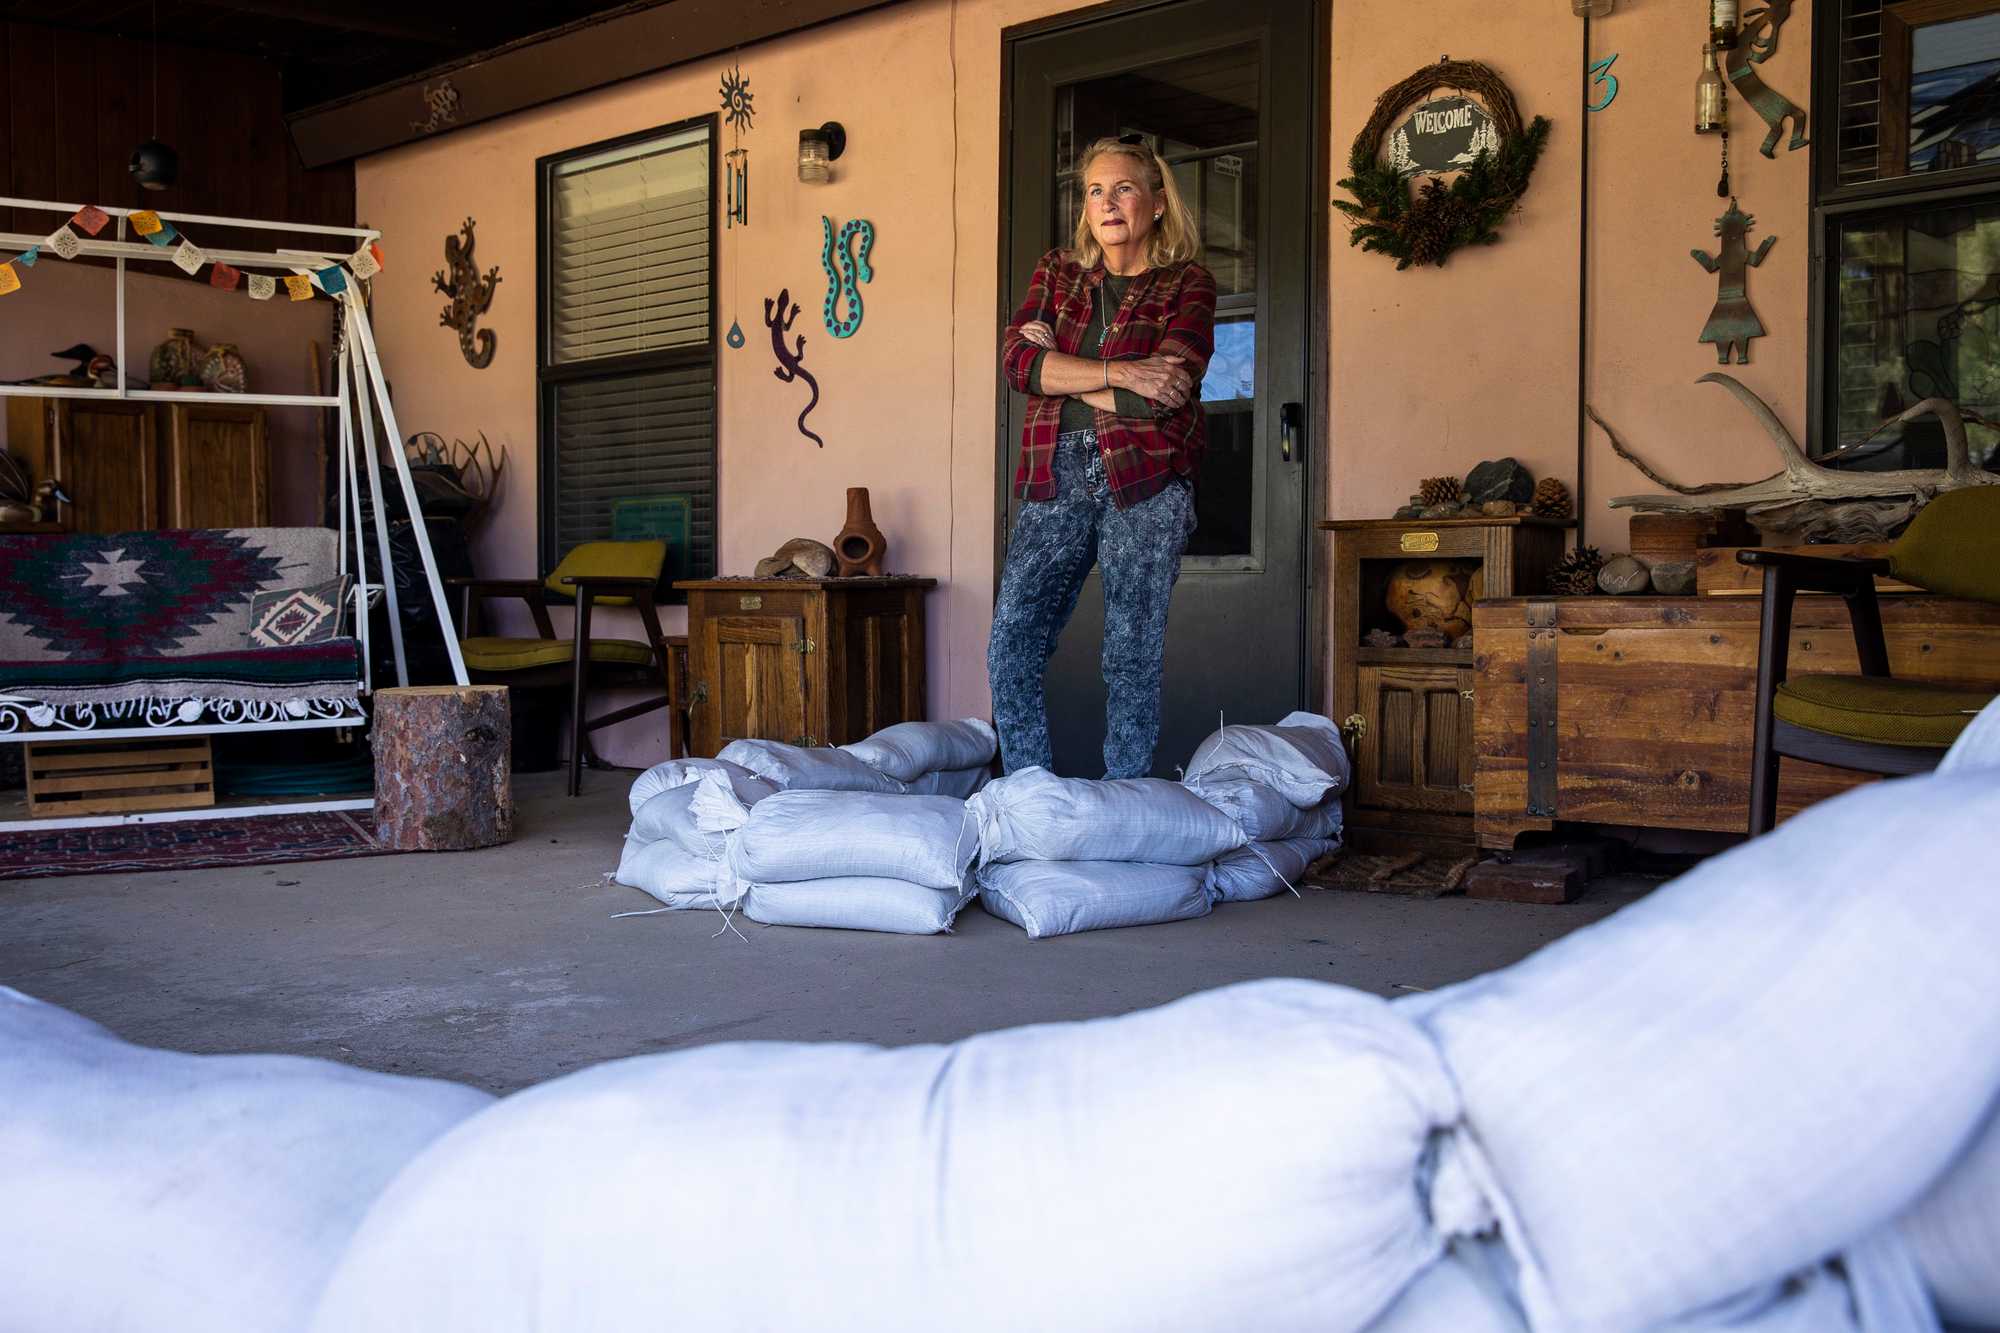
[966,766,1246,865]
[310,981,1459,1333]
[0,987,492,1333]
[840,717,996,783]
[1407,770,2000,1332]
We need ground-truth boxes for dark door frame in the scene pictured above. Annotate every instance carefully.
[993,0,1334,712]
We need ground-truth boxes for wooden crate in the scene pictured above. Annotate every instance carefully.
[25,738,217,818]
[1472,595,2000,849]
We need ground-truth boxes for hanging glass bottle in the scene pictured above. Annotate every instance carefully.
[1695,43,1727,134]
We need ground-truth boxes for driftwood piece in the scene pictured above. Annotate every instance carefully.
[374,685,513,851]
[1597,373,1997,541]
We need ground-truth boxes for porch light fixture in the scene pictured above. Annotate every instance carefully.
[798,122,846,184]
[130,1,178,190]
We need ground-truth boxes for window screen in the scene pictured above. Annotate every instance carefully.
[539,119,715,584]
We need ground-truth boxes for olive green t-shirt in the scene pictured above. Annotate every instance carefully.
[1027,272,1154,432]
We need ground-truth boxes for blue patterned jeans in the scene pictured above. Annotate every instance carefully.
[988,430,1196,779]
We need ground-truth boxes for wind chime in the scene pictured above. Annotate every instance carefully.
[720,65,754,229]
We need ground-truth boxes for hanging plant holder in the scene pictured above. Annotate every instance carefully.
[1333,59,1551,270]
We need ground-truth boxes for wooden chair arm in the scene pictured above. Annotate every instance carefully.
[450,578,556,640]
[556,575,661,593]
[1736,549,1891,592]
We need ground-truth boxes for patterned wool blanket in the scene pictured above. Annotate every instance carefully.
[0,528,361,705]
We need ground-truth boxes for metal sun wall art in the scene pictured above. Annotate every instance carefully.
[433,217,500,369]
[820,216,874,338]
[1691,199,1776,364]
[765,288,824,448]
[1725,1,1808,157]
[720,65,753,228]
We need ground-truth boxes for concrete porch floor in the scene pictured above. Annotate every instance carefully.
[0,771,1658,1094]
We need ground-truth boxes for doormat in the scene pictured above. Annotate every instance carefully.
[1300,850,1478,899]
[0,811,386,880]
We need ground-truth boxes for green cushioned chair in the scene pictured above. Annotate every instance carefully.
[1739,486,2000,835]
[450,541,686,797]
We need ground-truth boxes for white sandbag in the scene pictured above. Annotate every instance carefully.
[717,739,908,794]
[1938,693,2000,774]
[1181,710,1352,808]
[628,756,762,815]
[904,765,990,799]
[614,836,738,910]
[1362,1242,1526,1333]
[309,980,1460,1333]
[727,791,976,890]
[743,875,975,935]
[628,769,776,856]
[840,717,997,783]
[0,986,491,1333]
[1406,770,2000,1333]
[1188,775,1343,841]
[1895,1097,2000,1329]
[1206,837,1340,903]
[967,766,1246,866]
[979,859,1211,939]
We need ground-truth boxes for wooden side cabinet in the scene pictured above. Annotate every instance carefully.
[4,396,268,533]
[1321,516,1571,852]
[163,402,269,528]
[676,576,936,757]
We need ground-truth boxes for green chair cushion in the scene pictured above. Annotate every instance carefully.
[545,541,668,607]
[1774,674,1993,748]
[461,636,654,673]
[1889,486,2000,603]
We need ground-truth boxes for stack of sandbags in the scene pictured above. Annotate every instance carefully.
[969,767,1248,938]
[0,986,491,1333]
[615,758,777,910]
[840,717,997,797]
[697,780,980,934]
[1182,710,1350,902]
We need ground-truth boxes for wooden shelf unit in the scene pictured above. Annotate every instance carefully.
[1322,516,1572,853]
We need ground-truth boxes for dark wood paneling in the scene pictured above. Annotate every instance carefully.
[0,19,351,240]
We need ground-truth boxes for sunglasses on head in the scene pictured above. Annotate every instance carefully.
[1116,133,1148,147]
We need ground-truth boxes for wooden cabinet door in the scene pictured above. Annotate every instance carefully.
[694,611,810,755]
[165,404,268,527]
[54,401,157,534]
[1354,663,1475,814]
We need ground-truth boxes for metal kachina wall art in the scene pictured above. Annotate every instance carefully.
[433,217,500,369]
[765,287,825,448]
[1691,199,1776,364]
[1333,59,1551,269]
[820,217,874,338]
[720,65,753,228]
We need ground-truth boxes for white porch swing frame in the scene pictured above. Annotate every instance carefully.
[0,196,468,830]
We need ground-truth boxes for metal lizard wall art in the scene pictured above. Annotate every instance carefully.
[820,217,874,338]
[1724,0,1808,158]
[432,218,501,370]
[1692,199,1777,364]
[765,288,824,447]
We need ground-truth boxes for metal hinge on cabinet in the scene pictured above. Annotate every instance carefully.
[1341,713,1367,744]
[790,638,817,655]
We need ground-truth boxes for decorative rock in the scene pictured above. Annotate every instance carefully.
[1403,627,1451,649]
[1453,632,1475,651]
[1649,560,1697,595]
[1392,504,1424,520]
[1596,554,1651,595]
[373,685,513,851]
[1463,457,1535,505]
[1364,628,1403,648]
[1479,500,1519,517]
[1420,504,1464,520]
[755,537,837,580]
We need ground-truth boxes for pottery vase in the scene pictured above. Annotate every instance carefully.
[833,487,887,577]
[198,342,248,394]
[148,327,198,386]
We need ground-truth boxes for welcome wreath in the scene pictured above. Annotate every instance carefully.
[1334,60,1551,270]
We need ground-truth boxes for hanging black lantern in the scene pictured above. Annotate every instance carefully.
[129,138,178,191]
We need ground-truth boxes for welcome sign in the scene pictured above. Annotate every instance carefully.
[1388,95,1500,176]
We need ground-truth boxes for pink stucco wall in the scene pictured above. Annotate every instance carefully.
[0,257,334,527]
[355,0,1816,764]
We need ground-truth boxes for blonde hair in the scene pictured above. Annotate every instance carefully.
[1068,137,1202,270]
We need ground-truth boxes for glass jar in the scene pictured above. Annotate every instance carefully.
[148,327,198,387]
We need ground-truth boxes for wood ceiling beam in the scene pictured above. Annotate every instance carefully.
[286,0,901,168]
[188,0,466,46]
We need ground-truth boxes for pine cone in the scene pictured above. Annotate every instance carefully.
[1531,477,1572,518]
[1546,544,1604,596]
[1418,475,1462,507]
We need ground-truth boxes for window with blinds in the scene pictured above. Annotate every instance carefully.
[1832,0,2000,188]
[538,118,716,584]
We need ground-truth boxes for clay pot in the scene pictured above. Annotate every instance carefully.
[833,487,887,577]
[198,342,247,394]
[1384,558,1477,639]
[148,327,198,386]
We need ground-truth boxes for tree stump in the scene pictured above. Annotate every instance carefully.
[373,685,513,851]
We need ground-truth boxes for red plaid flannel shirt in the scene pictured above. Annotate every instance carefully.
[1002,248,1216,509]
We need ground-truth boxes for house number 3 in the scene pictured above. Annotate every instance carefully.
[1587,54,1620,113]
